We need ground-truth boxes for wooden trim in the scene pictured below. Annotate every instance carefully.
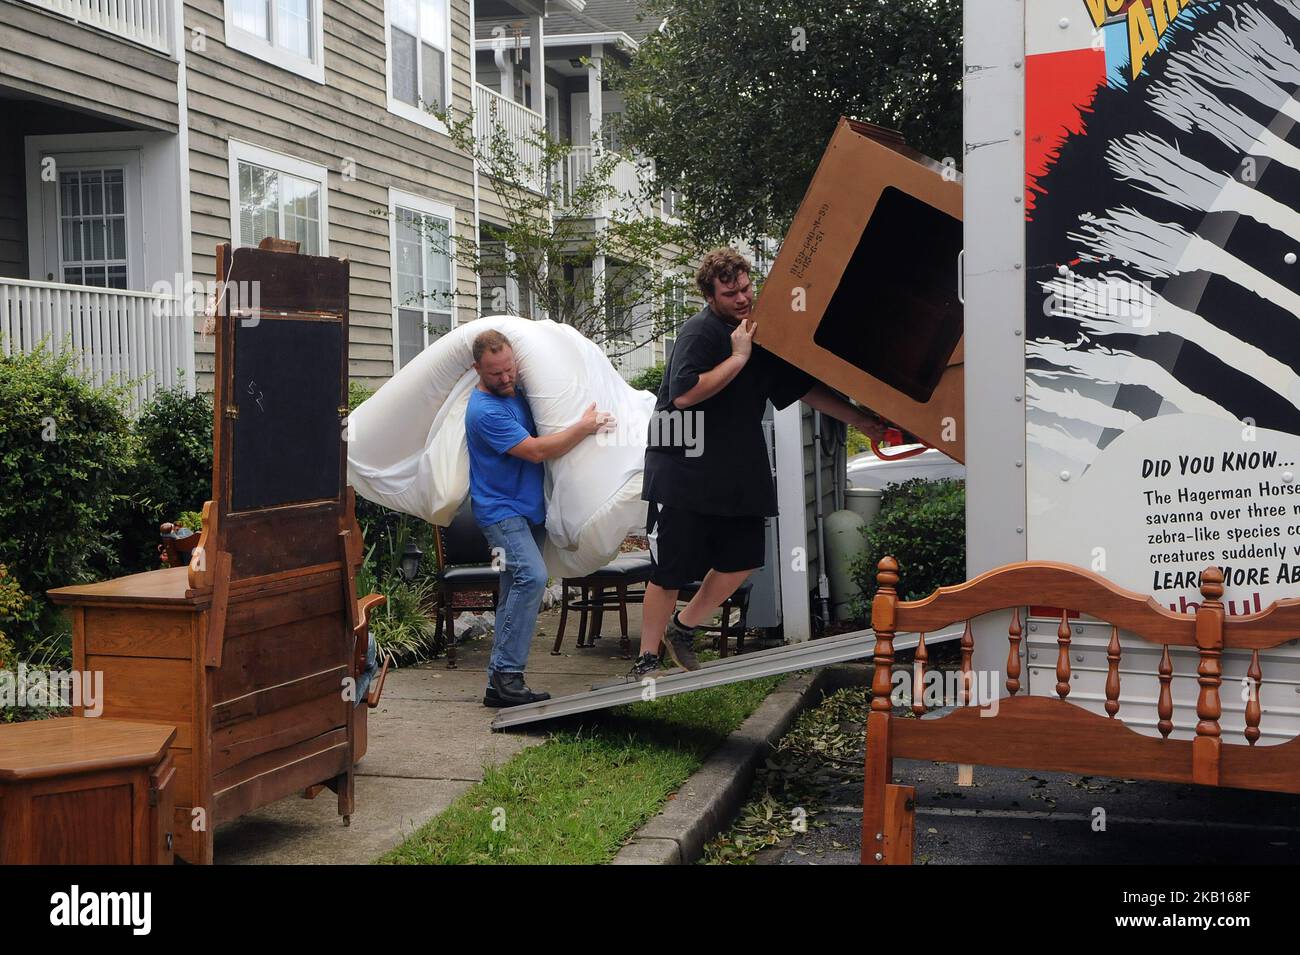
[203,551,233,668]
[860,709,892,865]
[889,695,1197,783]
[893,560,1195,643]
[882,784,915,865]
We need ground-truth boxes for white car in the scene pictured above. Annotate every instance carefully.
[846,445,965,491]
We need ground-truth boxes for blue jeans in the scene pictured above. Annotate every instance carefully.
[480,515,548,679]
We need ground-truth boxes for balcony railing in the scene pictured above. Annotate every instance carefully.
[20,0,173,54]
[474,83,546,194]
[603,338,657,381]
[555,146,658,219]
[1,277,192,414]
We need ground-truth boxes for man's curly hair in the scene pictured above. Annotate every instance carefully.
[695,247,752,299]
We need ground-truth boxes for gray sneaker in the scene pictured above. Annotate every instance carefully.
[660,613,701,671]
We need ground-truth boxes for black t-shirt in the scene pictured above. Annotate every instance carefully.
[642,305,815,516]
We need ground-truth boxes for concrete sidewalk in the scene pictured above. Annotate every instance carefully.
[214,602,646,864]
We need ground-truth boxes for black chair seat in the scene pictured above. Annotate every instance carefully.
[581,551,653,581]
[439,565,501,584]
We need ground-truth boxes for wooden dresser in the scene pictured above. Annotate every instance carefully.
[49,559,368,864]
[0,717,175,864]
[47,243,383,863]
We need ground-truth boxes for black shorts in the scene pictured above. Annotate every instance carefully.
[647,503,766,588]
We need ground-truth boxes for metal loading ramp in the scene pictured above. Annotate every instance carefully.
[490,624,966,730]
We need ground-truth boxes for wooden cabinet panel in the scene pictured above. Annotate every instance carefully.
[87,656,193,727]
[32,784,134,863]
[84,608,194,659]
[213,616,349,701]
[211,688,347,775]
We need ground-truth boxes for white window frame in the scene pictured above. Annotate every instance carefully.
[384,0,453,134]
[545,85,560,142]
[388,188,457,370]
[227,140,330,254]
[660,270,689,364]
[25,144,146,288]
[224,0,326,84]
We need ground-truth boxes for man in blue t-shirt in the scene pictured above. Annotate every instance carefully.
[466,329,615,707]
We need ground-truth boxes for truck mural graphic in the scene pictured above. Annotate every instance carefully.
[1026,0,1300,617]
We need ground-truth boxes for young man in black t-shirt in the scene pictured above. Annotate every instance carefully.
[632,248,887,676]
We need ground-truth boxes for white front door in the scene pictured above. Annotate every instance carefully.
[27,147,145,287]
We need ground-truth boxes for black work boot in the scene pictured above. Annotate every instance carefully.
[484,671,552,708]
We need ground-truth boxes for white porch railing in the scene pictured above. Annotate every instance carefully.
[603,338,657,381]
[474,84,546,194]
[20,0,173,54]
[0,277,192,414]
[556,146,658,219]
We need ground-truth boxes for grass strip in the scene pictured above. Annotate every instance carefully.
[380,673,783,865]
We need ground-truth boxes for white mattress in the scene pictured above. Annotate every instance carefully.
[346,316,656,577]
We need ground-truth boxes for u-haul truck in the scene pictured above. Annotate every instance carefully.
[963,0,1300,741]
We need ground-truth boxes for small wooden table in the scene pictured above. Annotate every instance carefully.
[0,717,176,865]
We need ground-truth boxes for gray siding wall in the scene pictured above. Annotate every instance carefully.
[183,0,480,391]
[0,0,179,132]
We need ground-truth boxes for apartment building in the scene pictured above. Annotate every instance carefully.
[1,0,699,402]
[0,0,834,637]
[473,0,694,381]
[0,0,581,401]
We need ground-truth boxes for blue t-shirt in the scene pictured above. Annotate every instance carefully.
[465,388,546,527]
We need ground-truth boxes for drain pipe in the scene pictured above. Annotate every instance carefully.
[830,418,845,512]
[812,410,831,626]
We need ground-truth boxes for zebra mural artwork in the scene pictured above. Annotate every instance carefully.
[1025,0,1300,622]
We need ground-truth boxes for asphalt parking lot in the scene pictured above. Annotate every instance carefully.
[762,758,1300,865]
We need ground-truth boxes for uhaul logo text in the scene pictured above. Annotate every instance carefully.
[1082,0,1195,79]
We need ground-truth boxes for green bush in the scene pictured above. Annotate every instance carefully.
[354,536,439,663]
[0,564,29,671]
[348,380,374,412]
[0,347,135,656]
[849,478,966,626]
[348,381,440,661]
[628,362,665,394]
[116,385,213,571]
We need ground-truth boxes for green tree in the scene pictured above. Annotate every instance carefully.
[409,103,704,363]
[0,346,135,655]
[611,0,963,248]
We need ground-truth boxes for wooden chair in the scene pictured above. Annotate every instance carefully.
[862,555,1300,864]
[431,501,501,669]
[553,551,652,657]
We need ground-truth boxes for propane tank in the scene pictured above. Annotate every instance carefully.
[844,487,882,525]
[825,508,868,622]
